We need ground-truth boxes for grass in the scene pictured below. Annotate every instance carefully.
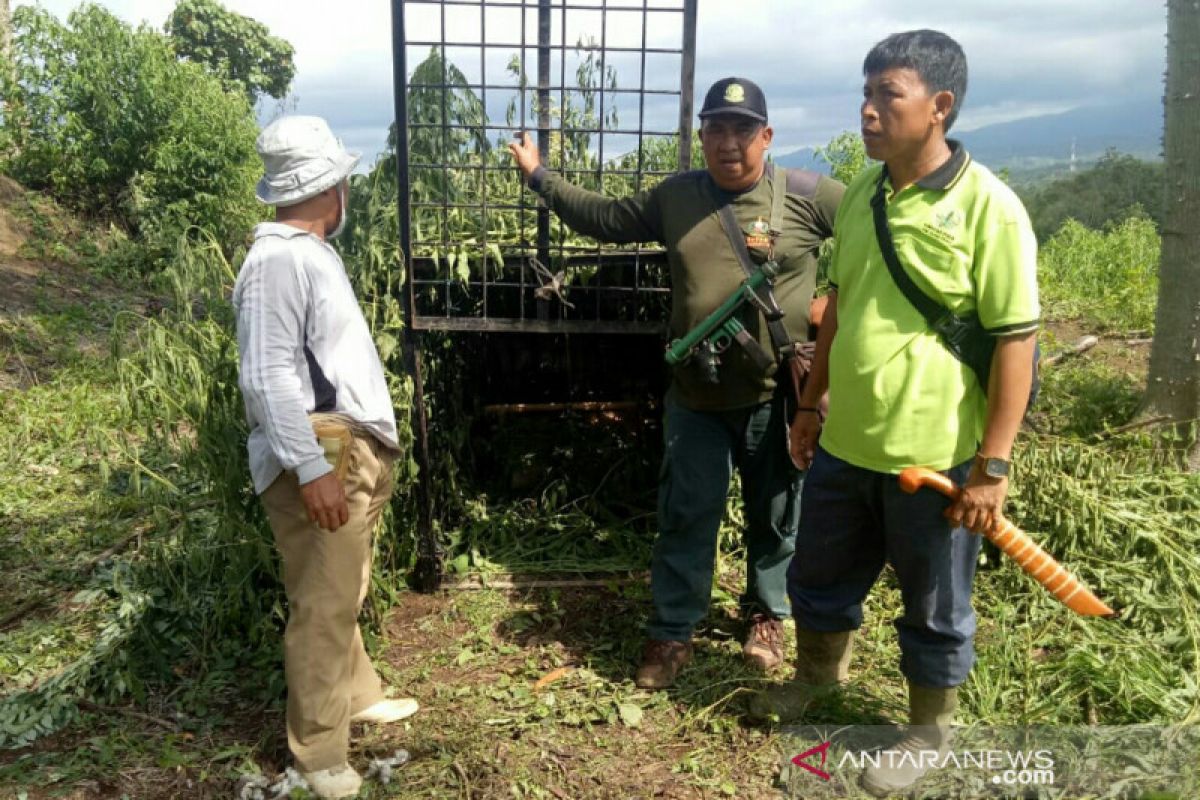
[1,206,1198,797]
[1038,216,1160,334]
[0,305,147,699]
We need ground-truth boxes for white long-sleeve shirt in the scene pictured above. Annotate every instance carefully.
[232,222,399,494]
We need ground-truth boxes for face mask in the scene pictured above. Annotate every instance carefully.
[328,183,349,239]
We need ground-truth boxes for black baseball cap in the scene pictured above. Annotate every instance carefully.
[699,77,768,123]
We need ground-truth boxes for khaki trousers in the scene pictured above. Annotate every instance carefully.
[261,428,395,772]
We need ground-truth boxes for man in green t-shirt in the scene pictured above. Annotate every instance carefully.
[508,78,843,688]
[749,31,1039,797]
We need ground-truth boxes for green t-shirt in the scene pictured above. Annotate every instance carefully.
[822,142,1040,473]
[533,165,843,411]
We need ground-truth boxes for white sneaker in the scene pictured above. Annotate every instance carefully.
[303,763,362,799]
[350,697,420,724]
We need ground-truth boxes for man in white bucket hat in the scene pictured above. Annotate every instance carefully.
[232,115,417,799]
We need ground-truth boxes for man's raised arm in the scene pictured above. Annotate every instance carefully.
[508,132,663,244]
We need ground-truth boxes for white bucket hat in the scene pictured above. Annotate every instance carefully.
[255,115,361,207]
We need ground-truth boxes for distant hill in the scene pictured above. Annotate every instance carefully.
[774,147,829,174]
[774,97,1162,180]
[960,98,1161,171]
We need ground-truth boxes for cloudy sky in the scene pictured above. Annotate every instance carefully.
[14,0,1167,167]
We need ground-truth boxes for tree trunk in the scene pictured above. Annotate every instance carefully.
[1144,0,1200,470]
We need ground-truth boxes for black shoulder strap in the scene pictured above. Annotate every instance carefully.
[869,170,950,328]
[769,165,787,237]
[714,179,793,361]
[870,168,1021,401]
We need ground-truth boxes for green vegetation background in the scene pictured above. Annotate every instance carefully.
[0,3,1196,796]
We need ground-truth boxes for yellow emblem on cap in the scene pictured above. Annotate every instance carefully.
[724,83,746,103]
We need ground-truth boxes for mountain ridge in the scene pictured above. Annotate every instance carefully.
[776,97,1161,176]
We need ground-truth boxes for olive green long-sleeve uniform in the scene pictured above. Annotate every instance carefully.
[529,162,844,641]
[531,164,844,411]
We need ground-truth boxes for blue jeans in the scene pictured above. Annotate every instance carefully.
[786,447,980,688]
[647,393,803,642]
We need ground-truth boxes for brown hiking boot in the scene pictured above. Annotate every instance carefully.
[635,639,693,689]
[742,613,785,671]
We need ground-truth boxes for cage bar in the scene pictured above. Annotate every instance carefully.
[390,0,698,588]
[394,0,697,334]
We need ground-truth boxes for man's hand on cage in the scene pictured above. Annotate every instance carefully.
[508,132,541,180]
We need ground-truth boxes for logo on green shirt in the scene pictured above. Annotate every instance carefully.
[923,208,963,245]
[744,217,772,251]
[934,209,963,232]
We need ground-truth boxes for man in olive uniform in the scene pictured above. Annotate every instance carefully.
[509,78,843,688]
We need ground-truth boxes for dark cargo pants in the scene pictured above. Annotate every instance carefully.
[787,447,981,687]
[647,393,803,642]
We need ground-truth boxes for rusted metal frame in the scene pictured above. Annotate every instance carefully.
[635,2,648,188]
[536,0,552,322]
[407,163,680,176]
[411,249,674,262]
[518,0,529,320]
[480,2,490,318]
[402,0,690,329]
[407,41,683,53]
[412,317,667,334]
[633,0,648,311]
[439,1,454,313]
[412,0,682,9]
[412,279,670,294]
[405,81,681,96]
[591,0,609,322]
[556,0,569,332]
[678,0,697,172]
[408,122,681,135]
[483,400,639,415]
[406,0,684,10]
[412,282,671,298]
[390,0,442,590]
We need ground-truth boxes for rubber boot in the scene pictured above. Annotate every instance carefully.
[746,628,853,723]
[860,682,958,797]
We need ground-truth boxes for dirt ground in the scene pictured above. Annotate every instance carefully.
[0,177,143,390]
[0,176,1168,799]
[6,582,792,799]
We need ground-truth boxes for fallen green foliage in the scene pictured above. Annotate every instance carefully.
[1033,355,1144,438]
[0,233,283,748]
[984,433,1200,724]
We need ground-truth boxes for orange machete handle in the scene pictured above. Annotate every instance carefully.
[897,467,1114,618]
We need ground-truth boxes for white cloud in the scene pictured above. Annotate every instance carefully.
[13,0,1166,157]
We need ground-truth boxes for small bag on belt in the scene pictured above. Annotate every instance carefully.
[310,414,353,482]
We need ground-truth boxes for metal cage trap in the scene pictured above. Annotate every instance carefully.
[388,0,699,587]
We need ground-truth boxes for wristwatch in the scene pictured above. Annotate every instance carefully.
[976,454,1011,479]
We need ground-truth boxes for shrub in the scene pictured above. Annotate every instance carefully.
[1021,151,1164,242]
[0,4,262,267]
[1038,215,1160,333]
